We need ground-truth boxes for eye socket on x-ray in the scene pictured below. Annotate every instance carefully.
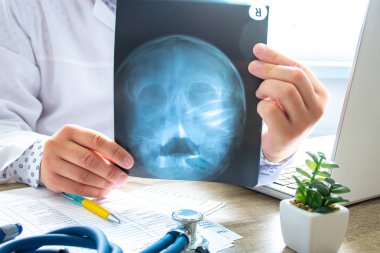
[137,83,168,107]
[185,82,219,106]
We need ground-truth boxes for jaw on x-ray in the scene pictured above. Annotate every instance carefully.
[116,35,246,180]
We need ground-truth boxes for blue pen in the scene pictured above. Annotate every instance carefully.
[0,223,23,243]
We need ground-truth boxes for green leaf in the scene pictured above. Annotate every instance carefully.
[306,151,319,163]
[295,189,306,203]
[306,189,322,209]
[315,171,331,178]
[321,162,340,169]
[311,195,323,209]
[325,196,349,205]
[296,167,312,179]
[295,180,307,203]
[293,176,306,191]
[314,206,336,213]
[324,177,335,185]
[317,152,326,160]
[305,160,317,171]
[331,186,351,194]
[310,181,329,196]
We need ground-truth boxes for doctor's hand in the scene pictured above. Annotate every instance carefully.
[40,124,134,198]
[249,43,329,163]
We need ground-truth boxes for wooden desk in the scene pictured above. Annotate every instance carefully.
[1,178,379,252]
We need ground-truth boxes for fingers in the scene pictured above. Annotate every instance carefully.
[57,140,129,186]
[40,125,134,198]
[253,43,300,68]
[249,43,329,117]
[56,160,115,189]
[249,61,318,110]
[250,43,330,162]
[44,172,110,198]
[257,99,307,162]
[257,99,289,132]
[256,79,308,123]
[62,125,134,170]
[252,43,328,96]
[40,155,113,198]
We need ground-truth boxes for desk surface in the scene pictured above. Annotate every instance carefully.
[1,177,379,252]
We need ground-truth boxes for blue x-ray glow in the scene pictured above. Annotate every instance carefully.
[116,35,246,180]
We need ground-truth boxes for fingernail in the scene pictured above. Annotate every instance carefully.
[252,60,263,71]
[100,189,111,198]
[124,156,134,169]
[256,88,260,97]
[117,174,128,185]
[254,43,267,56]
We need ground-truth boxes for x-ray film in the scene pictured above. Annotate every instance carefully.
[114,0,268,187]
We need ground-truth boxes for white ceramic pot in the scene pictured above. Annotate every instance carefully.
[280,199,349,253]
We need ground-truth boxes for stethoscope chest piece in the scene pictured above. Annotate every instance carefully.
[172,209,209,250]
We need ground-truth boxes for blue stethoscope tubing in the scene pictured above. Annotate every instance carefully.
[0,226,122,253]
[140,230,188,253]
[0,225,195,253]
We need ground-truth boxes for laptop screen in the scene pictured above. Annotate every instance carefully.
[331,0,380,204]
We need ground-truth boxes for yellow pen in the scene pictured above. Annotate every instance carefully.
[62,192,120,224]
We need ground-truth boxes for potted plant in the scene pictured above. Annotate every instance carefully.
[279,151,351,253]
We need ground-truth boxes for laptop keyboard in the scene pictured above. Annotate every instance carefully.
[273,167,306,190]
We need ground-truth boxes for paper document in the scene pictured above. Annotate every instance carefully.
[0,187,241,252]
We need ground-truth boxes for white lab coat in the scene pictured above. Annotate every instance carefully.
[0,0,115,182]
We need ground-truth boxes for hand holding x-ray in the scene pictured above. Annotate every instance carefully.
[40,125,134,198]
[249,43,329,163]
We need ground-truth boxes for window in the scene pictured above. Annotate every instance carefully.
[266,0,369,136]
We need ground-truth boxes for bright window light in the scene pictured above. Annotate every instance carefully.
[263,0,369,137]
[266,0,369,64]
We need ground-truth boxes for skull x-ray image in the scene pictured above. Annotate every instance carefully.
[114,0,269,187]
[116,35,246,180]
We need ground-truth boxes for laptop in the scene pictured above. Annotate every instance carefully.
[253,0,380,205]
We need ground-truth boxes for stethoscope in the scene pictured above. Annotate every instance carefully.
[0,209,210,253]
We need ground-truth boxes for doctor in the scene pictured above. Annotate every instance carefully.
[0,0,329,198]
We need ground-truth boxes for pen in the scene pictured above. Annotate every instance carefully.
[0,223,23,243]
[62,193,120,224]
